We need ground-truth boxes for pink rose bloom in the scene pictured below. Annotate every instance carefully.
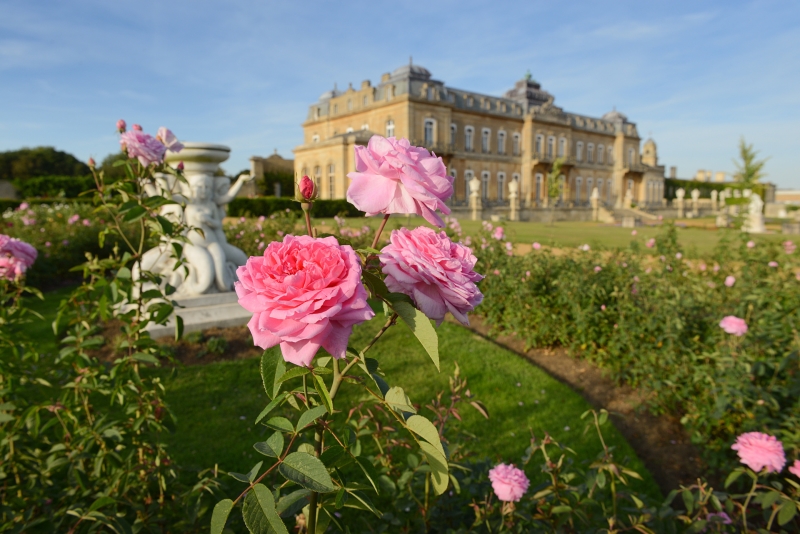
[699,262,707,271]
[768,261,778,268]
[645,238,655,248]
[299,175,316,201]
[784,240,796,254]
[580,244,590,251]
[492,269,500,276]
[17,202,29,211]
[68,214,80,225]
[82,219,90,226]
[532,242,541,250]
[594,266,602,273]
[379,227,483,326]
[505,242,512,251]
[747,240,755,248]
[346,136,453,227]
[719,315,747,336]
[488,464,529,502]
[631,230,637,236]
[155,127,184,153]
[0,234,37,268]
[601,304,606,311]
[525,271,530,277]
[724,276,735,287]
[676,252,682,259]
[731,432,786,473]
[120,130,167,166]
[492,227,505,240]
[0,257,25,280]
[789,459,800,478]
[235,235,375,367]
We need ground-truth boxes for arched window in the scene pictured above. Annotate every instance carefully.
[497,131,506,155]
[547,136,555,158]
[465,126,474,152]
[576,142,584,161]
[301,167,308,177]
[481,171,490,199]
[513,133,521,156]
[314,107,320,120]
[386,120,395,138]
[558,137,566,157]
[576,177,583,203]
[424,119,435,146]
[313,165,321,188]
[628,148,636,166]
[535,173,543,202]
[362,95,368,107]
[481,128,491,153]
[347,99,352,111]
[535,135,543,154]
[450,123,457,146]
[333,104,338,114]
[587,177,594,199]
[608,146,613,165]
[327,164,335,199]
[312,134,319,143]
[597,144,604,164]
[345,127,354,133]
[497,172,506,201]
[587,143,595,163]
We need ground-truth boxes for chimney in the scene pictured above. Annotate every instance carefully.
[715,171,726,182]
[669,166,677,179]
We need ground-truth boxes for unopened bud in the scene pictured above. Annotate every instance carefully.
[116,119,126,133]
[88,157,95,167]
[299,175,316,201]
[132,124,143,131]
[177,161,184,171]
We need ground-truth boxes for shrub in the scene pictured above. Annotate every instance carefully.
[228,196,364,218]
[12,174,95,198]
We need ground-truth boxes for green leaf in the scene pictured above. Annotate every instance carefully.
[389,299,439,371]
[254,431,285,458]
[276,489,311,517]
[276,366,310,385]
[264,417,294,433]
[297,405,328,431]
[261,347,286,400]
[210,499,233,534]
[551,505,572,514]
[354,456,380,493]
[335,488,348,509]
[344,490,382,517]
[243,487,286,534]
[121,205,147,222]
[174,315,184,341]
[247,461,263,483]
[724,468,744,489]
[88,496,115,513]
[278,452,335,493]
[778,501,797,526]
[406,415,445,457]
[418,441,449,495]
[384,386,417,414]
[246,484,290,534]
[311,374,333,414]
[255,392,289,425]
[132,352,159,364]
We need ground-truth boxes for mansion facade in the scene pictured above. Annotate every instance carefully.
[293,62,666,210]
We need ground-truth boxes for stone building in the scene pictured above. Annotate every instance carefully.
[293,62,665,209]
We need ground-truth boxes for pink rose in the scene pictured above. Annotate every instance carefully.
[719,315,747,336]
[177,161,185,171]
[594,266,602,273]
[379,227,483,326]
[88,157,95,167]
[525,271,530,277]
[768,261,778,268]
[789,459,800,478]
[0,257,24,280]
[68,214,80,225]
[116,119,126,133]
[492,227,505,240]
[132,123,143,131]
[601,304,606,311]
[235,235,374,367]
[120,130,167,166]
[299,175,316,201]
[784,240,796,254]
[82,219,90,226]
[532,242,541,250]
[155,127,184,153]
[731,432,786,473]
[747,240,755,249]
[724,276,735,287]
[17,202,29,211]
[346,136,453,227]
[488,464,529,502]
[0,235,37,279]
[645,238,655,248]
[631,230,637,236]
[676,252,682,259]
[580,244,590,251]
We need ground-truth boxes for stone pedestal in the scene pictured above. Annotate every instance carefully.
[145,292,252,339]
[622,215,637,228]
[783,222,800,235]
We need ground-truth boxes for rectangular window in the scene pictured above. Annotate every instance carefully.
[588,144,594,163]
[328,165,335,199]
[465,129,474,152]
[481,130,490,153]
[450,124,456,146]
[513,134,520,156]
[498,132,506,155]
[424,120,435,146]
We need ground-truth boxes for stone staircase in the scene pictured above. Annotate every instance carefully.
[145,291,252,339]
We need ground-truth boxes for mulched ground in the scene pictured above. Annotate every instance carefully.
[138,317,702,496]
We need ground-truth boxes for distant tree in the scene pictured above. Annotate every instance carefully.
[260,170,296,198]
[732,137,768,187]
[547,157,565,226]
[0,147,89,181]
[99,152,129,182]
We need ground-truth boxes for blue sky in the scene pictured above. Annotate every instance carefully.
[1,0,798,188]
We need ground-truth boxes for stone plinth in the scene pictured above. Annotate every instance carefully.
[145,292,251,339]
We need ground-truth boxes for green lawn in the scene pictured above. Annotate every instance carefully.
[155,315,662,500]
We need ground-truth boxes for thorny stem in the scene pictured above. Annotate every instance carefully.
[371,214,391,249]
[302,205,314,237]
[362,312,398,355]
[232,433,299,506]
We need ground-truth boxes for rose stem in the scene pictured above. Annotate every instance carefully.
[371,213,391,249]
[303,208,313,237]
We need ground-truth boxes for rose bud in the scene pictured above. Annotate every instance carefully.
[132,124,143,131]
[88,157,95,167]
[116,119,126,133]
[177,161,185,171]
[299,175,316,201]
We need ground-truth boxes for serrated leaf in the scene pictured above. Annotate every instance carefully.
[276,366,310,385]
[254,484,290,534]
[279,452,335,493]
[264,417,294,433]
[254,431,285,458]
[384,386,416,414]
[724,469,744,489]
[389,299,439,371]
[344,490,382,517]
[210,499,233,534]
[311,374,333,414]
[297,405,328,431]
[778,501,797,526]
[406,415,445,457]
[276,489,310,517]
[255,392,289,425]
[418,441,449,495]
[354,456,380,493]
[243,487,289,534]
[261,347,286,400]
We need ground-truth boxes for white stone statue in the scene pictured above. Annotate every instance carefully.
[469,174,482,221]
[691,188,700,216]
[675,187,685,218]
[135,143,253,297]
[508,178,519,221]
[742,192,766,234]
[711,190,718,212]
[623,189,633,209]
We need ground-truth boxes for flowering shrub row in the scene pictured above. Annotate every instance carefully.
[475,222,800,472]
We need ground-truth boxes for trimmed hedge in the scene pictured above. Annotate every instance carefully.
[13,175,94,199]
[228,197,364,218]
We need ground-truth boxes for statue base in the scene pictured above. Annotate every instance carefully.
[145,291,251,339]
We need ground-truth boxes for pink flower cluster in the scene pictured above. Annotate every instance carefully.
[645,238,655,248]
[732,432,785,473]
[118,121,183,166]
[724,276,736,287]
[488,463,529,502]
[719,315,747,336]
[346,136,453,226]
[784,240,796,254]
[380,227,483,326]
[235,235,375,367]
[0,234,37,280]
